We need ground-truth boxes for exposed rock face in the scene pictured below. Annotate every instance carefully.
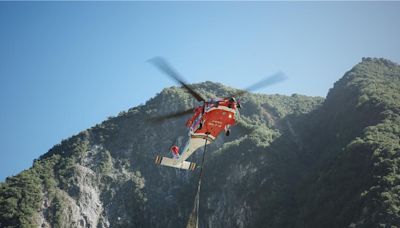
[74,164,104,227]
[37,145,108,227]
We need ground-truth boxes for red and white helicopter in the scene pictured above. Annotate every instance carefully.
[149,57,286,170]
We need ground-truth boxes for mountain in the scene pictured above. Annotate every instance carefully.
[1,58,399,228]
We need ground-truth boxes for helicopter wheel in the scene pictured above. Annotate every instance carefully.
[225,129,230,136]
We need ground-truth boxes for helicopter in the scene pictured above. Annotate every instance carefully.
[149,57,286,170]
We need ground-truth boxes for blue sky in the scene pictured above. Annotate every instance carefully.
[1,2,399,181]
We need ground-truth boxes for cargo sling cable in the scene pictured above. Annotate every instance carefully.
[186,139,208,228]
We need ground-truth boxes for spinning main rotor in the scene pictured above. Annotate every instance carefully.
[148,57,287,122]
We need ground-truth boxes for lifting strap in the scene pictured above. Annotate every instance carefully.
[186,139,208,228]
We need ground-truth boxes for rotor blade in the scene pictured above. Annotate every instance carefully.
[230,72,287,97]
[147,108,194,123]
[149,57,206,102]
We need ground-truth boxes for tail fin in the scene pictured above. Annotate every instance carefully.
[155,156,196,171]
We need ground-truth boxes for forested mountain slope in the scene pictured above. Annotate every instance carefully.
[0,58,399,228]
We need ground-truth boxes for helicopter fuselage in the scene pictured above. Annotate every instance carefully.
[188,98,239,141]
